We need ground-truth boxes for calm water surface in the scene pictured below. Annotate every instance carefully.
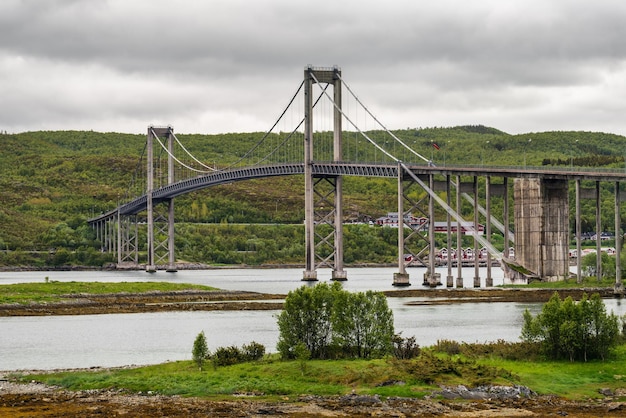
[0,267,623,371]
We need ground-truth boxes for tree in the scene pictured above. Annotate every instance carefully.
[276,282,339,359]
[332,290,394,358]
[192,331,209,370]
[277,282,395,360]
[521,292,621,361]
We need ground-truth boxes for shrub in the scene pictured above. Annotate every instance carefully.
[433,339,460,356]
[242,341,265,361]
[521,292,620,361]
[210,342,267,368]
[393,334,421,359]
[212,346,245,367]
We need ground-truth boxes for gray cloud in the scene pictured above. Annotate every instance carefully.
[1,0,626,135]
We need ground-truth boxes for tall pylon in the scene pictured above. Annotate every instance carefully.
[303,66,346,281]
[146,125,177,272]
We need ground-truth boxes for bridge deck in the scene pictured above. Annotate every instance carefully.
[88,162,626,224]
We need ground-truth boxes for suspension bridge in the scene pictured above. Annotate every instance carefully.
[88,66,625,295]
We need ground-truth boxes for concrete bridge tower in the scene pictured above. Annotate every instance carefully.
[303,65,346,281]
[510,178,570,281]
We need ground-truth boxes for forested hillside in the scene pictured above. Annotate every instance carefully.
[1,126,625,267]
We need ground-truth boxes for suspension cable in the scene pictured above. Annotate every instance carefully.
[150,128,213,174]
[249,83,329,166]
[221,80,306,170]
[309,71,398,163]
[171,132,215,171]
[337,73,429,164]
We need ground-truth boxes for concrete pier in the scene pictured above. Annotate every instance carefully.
[512,178,569,282]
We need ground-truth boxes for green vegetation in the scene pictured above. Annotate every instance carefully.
[3,127,626,268]
[276,283,394,359]
[13,293,626,401]
[0,281,217,304]
[19,342,626,400]
[192,331,209,371]
[522,293,621,361]
[211,342,266,368]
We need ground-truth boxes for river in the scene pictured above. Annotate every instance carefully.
[0,267,623,371]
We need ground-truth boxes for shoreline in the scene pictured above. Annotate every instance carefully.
[0,287,617,317]
[2,369,625,417]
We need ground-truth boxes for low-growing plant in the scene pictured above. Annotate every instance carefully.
[242,341,265,361]
[396,350,506,386]
[211,342,267,367]
[434,339,461,356]
[393,334,421,359]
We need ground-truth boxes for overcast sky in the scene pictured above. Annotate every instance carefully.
[2,0,626,136]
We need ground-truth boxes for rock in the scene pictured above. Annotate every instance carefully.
[599,388,614,396]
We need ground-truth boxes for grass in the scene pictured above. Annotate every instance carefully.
[17,343,626,401]
[0,281,218,304]
[479,344,626,399]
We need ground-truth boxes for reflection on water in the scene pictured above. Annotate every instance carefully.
[0,268,623,371]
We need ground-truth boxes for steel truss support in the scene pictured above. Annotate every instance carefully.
[303,65,345,281]
[118,214,139,265]
[146,126,177,272]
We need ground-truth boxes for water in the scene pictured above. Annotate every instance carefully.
[0,267,624,371]
[0,266,505,292]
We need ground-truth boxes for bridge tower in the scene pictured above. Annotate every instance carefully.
[145,126,177,273]
[303,65,346,281]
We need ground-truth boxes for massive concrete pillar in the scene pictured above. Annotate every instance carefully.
[512,178,569,281]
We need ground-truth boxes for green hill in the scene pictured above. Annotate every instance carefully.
[1,127,625,267]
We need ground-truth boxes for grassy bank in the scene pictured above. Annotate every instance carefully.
[18,344,626,401]
[0,281,218,304]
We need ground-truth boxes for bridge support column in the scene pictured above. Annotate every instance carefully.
[302,65,345,281]
[473,176,480,288]
[146,127,156,272]
[455,175,463,288]
[394,163,410,286]
[615,182,624,297]
[575,179,582,283]
[485,176,493,287]
[510,178,569,282]
[425,174,441,287]
[146,126,176,272]
[445,175,454,287]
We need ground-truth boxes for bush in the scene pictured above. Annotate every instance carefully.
[211,342,267,367]
[212,346,245,367]
[242,341,265,361]
[433,339,461,356]
[522,292,621,361]
[393,334,421,359]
